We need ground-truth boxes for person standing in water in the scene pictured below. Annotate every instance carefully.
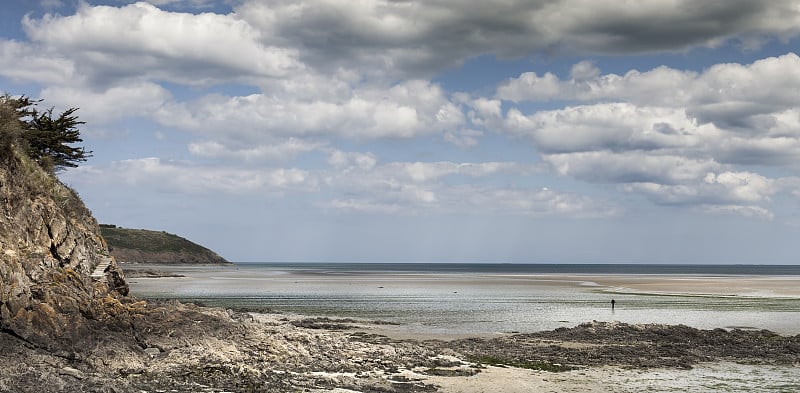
[611,299,616,310]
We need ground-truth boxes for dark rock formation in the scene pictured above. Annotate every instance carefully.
[440,321,800,370]
[0,150,130,349]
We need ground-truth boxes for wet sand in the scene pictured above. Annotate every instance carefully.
[574,274,800,297]
[426,362,800,393]
[125,263,800,298]
[126,264,800,336]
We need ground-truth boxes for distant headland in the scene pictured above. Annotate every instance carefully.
[99,224,230,265]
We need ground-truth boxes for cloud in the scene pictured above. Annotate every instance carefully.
[318,156,604,216]
[623,171,775,205]
[498,54,800,168]
[22,2,300,86]
[538,0,800,53]
[543,152,719,185]
[497,54,800,217]
[322,186,617,218]
[497,53,800,130]
[504,103,711,154]
[328,151,377,171]
[321,199,405,215]
[700,204,774,220]
[452,186,619,218]
[5,1,798,97]
[444,128,483,148]
[189,138,327,162]
[68,157,319,195]
[132,0,218,8]
[157,80,465,140]
[498,55,800,172]
[237,0,800,77]
[65,154,602,217]
[10,1,800,223]
[324,159,537,187]
[497,53,800,137]
[16,1,796,88]
[387,161,532,182]
[40,82,172,124]
[0,39,79,85]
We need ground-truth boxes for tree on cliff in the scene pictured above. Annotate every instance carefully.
[25,106,92,172]
[0,94,92,172]
[0,95,30,162]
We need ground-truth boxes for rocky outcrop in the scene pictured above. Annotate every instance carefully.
[441,321,800,370]
[0,302,447,393]
[0,150,130,349]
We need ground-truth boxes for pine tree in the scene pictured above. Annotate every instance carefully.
[25,106,92,172]
[1,95,92,172]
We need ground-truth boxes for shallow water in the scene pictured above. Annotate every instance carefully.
[126,263,800,335]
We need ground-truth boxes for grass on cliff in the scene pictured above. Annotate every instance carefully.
[100,226,213,254]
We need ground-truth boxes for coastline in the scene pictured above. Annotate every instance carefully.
[62,263,796,391]
[3,300,798,392]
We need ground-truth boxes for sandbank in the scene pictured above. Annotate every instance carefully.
[549,274,800,298]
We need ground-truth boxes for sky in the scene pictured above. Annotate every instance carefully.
[2,1,800,264]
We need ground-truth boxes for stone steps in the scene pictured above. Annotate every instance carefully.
[90,257,113,280]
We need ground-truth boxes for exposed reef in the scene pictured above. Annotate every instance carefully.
[2,307,799,392]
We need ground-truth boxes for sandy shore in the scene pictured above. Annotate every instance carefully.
[124,263,800,298]
[125,264,800,336]
[576,274,800,297]
[426,362,800,393]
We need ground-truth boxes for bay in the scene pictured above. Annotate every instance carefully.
[126,263,800,336]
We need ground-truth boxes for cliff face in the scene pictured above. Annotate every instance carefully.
[0,151,129,348]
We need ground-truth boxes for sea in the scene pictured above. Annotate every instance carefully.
[126,263,800,336]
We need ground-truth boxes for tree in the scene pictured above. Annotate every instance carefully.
[0,95,33,165]
[0,94,92,172]
[24,106,92,172]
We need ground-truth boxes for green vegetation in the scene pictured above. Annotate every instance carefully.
[1,94,91,173]
[1,97,90,220]
[101,227,212,254]
[466,355,573,372]
[99,226,230,264]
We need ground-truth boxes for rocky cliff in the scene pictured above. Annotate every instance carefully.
[0,148,130,349]
[100,226,230,264]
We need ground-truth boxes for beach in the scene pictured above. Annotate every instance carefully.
[125,263,800,336]
[90,263,800,392]
[3,285,799,392]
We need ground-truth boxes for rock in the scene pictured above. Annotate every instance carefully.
[59,367,85,380]
[0,142,130,350]
[440,321,800,369]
